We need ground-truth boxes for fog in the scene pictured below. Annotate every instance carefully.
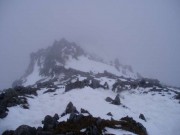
[0,0,180,90]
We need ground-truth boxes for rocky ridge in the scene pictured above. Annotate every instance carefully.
[1,39,180,135]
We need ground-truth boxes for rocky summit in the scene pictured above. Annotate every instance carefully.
[0,39,180,135]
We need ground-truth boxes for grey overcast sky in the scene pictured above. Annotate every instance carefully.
[0,0,180,90]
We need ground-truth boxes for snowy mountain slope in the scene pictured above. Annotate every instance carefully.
[12,38,138,87]
[1,86,179,135]
[1,39,180,135]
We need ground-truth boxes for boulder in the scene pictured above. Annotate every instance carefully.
[21,104,29,109]
[65,102,78,114]
[139,113,146,122]
[89,79,101,89]
[107,112,113,116]
[53,113,59,121]
[120,116,147,135]
[68,113,84,122]
[14,125,36,135]
[86,125,99,135]
[112,94,121,105]
[80,108,90,115]
[42,114,59,131]
[65,81,85,92]
[103,82,109,89]
[105,97,113,102]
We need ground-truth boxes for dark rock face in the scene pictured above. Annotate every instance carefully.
[2,130,14,135]
[139,114,146,122]
[56,114,148,135]
[0,105,8,118]
[112,94,121,105]
[36,131,53,135]
[80,108,90,115]
[37,81,58,89]
[0,86,38,119]
[107,112,113,116]
[42,114,59,131]
[89,79,102,89]
[65,78,106,92]
[138,78,161,88]
[86,125,99,135]
[12,38,89,87]
[65,80,86,92]
[21,104,29,109]
[103,82,109,89]
[174,93,180,100]
[105,95,121,105]
[120,116,147,135]
[112,77,163,93]
[68,113,84,122]
[105,97,113,102]
[14,125,36,135]
[65,102,78,114]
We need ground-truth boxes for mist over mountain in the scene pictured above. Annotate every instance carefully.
[0,1,180,135]
[0,38,180,135]
[0,0,180,90]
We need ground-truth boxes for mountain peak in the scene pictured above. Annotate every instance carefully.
[12,39,138,87]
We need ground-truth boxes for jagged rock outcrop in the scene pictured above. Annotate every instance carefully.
[112,78,163,93]
[105,97,113,102]
[105,94,121,105]
[12,39,88,87]
[107,112,113,116]
[3,113,148,135]
[112,94,121,105]
[42,114,59,131]
[14,125,36,135]
[65,102,78,114]
[0,86,38,118]
[139,113,146,122]
[65,78,106,92]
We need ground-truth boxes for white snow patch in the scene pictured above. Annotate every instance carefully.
[24,61,42,86]
[65,56,137,79]
[105,127,136,135]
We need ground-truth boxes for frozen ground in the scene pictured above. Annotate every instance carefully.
[0,86,180,135]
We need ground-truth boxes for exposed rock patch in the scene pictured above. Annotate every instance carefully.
[105,97,113,102]
[139,113,146,122]
[0,86,38,119]
[65,102,79,114]
[105,94,121,105]
[14,125,36,135]
[111,94,121,105]
[107,112,113,116]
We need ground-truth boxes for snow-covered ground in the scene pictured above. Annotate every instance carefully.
[23,61,42,87]
[65,56,137,79]
[0,87,180,135]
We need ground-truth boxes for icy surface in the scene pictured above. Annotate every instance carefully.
[0,87,180,135]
